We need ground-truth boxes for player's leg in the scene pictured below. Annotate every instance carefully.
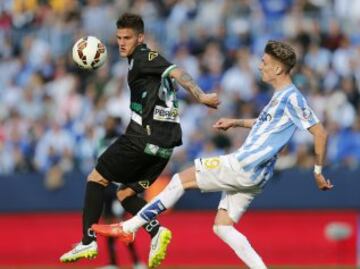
[103,185,119,268]
[117,187,161,238]
[118,165,196,269]
[213,192,267,269]
[83,169,110,243]
[126,242,147,269]
[120,166,197,233]
[60,169,109,262]
[124,167,196,268]
[117,186,172,269]
[117,150,178,236]
[117,187,173,268]
[93,155,227,235]
[92,166,196,236]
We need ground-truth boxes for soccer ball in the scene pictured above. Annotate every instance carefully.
[72,36,107,70]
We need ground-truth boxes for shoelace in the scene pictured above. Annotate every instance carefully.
[151,234,160,250]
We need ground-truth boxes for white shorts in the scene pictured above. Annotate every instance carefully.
[194,154,262,222]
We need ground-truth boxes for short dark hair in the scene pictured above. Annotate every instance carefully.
[265,40,296,73]
[116,13,144,34]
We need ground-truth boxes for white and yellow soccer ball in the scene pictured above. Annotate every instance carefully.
[72,36,107,70]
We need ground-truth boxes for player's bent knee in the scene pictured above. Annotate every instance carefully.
[87,169,109,186]
[213,225,220,236]
[213,224,233,238]
[117,187,136,202]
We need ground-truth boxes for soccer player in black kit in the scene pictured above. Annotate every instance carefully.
[60,13,220,268]
[97,116,146,269]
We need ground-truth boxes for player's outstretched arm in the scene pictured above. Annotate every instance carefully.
[308,123,334,191]
[169,67,220,109]
[213,118,256,131]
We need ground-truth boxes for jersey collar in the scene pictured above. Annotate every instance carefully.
[128,43,148,62]
[273,83,294,98]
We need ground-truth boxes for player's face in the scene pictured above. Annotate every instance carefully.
[116,28,144,57]
[258,53,281,83]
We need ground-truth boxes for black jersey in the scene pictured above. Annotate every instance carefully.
[125,43,182,148]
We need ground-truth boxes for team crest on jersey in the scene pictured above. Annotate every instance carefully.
[258,111,272,122]
[148,51,158,61]
[139,180,150,189]
[302,108,312,120]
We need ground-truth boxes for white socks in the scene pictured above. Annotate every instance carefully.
[213,225,267,269]
[154,173,185,208]
[122,174,185,233]
[122,215,146,233]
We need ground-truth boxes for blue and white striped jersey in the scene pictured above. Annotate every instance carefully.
[233,84,319,186]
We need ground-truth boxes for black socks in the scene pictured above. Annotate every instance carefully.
[122,195,160,238]
[82,181,105,245]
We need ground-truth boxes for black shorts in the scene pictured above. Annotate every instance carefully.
[96,134,171,193]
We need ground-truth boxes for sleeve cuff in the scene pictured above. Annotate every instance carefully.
[161,64,177,78]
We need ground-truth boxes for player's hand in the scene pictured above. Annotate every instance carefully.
[314,173,333,191]
[199,93,220,109]
[213,118,235,131]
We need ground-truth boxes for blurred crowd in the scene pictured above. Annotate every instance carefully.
[0,0,360,183]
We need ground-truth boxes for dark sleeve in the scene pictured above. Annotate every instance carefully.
[139,51,177,77]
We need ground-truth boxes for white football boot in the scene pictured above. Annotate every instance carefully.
[60,241,98,263]
[148,227,172,268]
